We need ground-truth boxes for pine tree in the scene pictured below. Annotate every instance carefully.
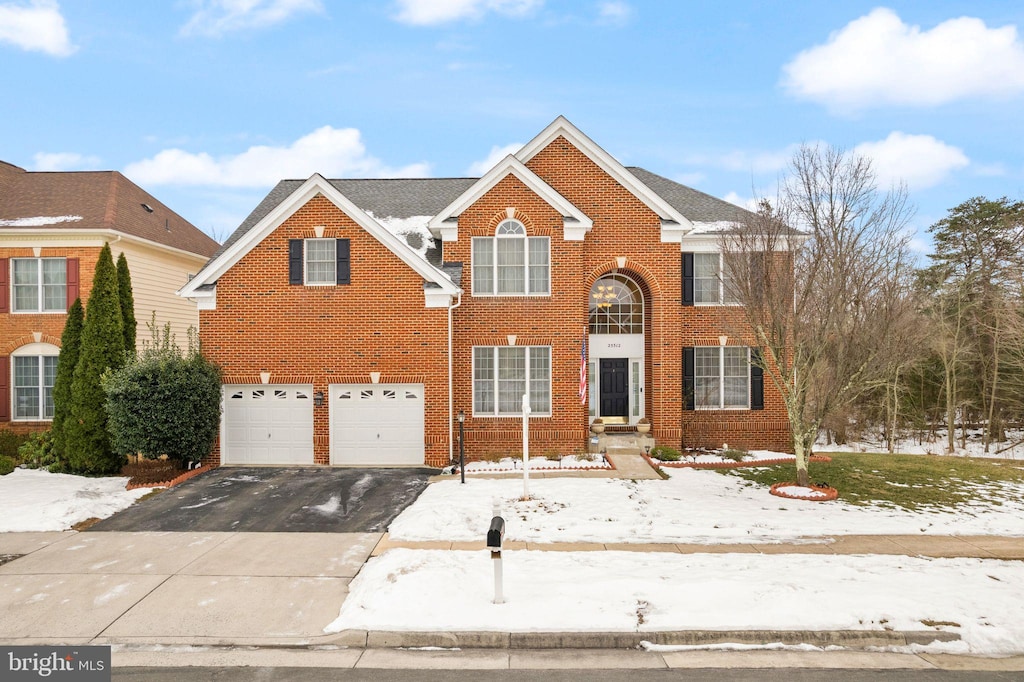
[65,244,126,474]
[116,252,137,355]
[50,297,83,465]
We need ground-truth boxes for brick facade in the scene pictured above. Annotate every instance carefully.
[194,120,794,467]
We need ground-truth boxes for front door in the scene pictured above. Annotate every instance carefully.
[599,358,629,423]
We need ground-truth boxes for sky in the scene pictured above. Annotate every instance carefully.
[2,1,1023,255]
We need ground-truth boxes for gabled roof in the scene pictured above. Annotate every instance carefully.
[427,155,593,240]
[181,174,460,300]
[0,163,219,257]
[627,167,752,225]
[516,116,692,230]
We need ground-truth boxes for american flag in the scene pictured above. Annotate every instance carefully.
[578,335,587,405]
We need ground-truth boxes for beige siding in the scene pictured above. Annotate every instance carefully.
[113,242,207,351]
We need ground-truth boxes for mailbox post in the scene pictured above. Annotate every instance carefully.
[487,515,505,604]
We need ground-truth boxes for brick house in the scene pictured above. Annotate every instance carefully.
[0,160,219,433]
[180,117,792,467]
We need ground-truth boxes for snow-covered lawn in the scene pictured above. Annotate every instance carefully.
[817,429,1024,460]
[0,468,148,532]
[387,467,1024,544]
[460,454,609,474]
[334,463,1024,656]
[327,549,1024,656]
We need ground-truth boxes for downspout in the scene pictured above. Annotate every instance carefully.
[448,292,463,464]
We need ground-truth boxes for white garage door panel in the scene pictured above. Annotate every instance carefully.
[331,384,424,465]
[223,385,314,464]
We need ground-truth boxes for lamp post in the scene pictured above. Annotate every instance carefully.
[458,410,466,484]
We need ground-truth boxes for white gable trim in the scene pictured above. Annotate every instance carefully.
[516,116,693,232]
[426,155,593,242]
[179,174,460,305]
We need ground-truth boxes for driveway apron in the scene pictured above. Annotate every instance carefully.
[87,467,434,533]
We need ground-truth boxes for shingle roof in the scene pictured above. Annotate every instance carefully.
[0,165,219,257]
[208,167,756,275]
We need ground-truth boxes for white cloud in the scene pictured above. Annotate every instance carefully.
[723,191,760,212]
[123,126,431,187]
[31,151,100,171]
[0,0,74,56]
[854,132,969,190]
[466,142,522,175]
[597,1,631,25]
[782,8,1024,110]
[394,0,541,26]
[180,0,323,37]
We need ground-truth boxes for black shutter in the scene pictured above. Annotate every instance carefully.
[681,252,694,306]
[750,348,764,410]
[289,240,303,285]
[682,347,695,411]
[336,238,350,285]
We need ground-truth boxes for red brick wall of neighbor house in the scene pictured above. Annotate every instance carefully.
[447,135,792,457]
[0,246,100,434]
[198,195,451,466]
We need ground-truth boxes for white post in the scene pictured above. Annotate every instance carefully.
[493,552,505,604]
[521,393,531,499]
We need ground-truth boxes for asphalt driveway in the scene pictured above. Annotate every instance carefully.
[88,467,435,533]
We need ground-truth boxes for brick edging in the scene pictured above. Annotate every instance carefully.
[650,454,832,469]
[769,481,840,501]
[126,465,217,491]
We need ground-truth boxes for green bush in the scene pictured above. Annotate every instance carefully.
[104,324,221,466]
[117,252,137,355]
[0,429,29,461]
[0,454,15,476]
[18,430,60,471]
[721,448,750,462]
[52,297,83,466]
[651,445,682,461]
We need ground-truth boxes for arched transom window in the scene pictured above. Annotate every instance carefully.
[589,274,643,334]
[471,219,550,296]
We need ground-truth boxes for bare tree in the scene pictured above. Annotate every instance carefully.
[721,144,917,487]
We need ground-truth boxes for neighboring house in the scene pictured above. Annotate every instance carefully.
[180,117,792,468]
[0,160,219,432]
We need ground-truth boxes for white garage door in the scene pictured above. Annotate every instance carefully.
[223,385,314,464]
[330,384,425,465]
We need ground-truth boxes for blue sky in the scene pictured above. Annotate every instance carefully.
[2,1,1023,254]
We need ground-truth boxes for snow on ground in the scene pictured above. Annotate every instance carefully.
[816,429,1024,460]
[0,469,148,532]
[388,467,1024,544]
[326,548,1024,655]
[461,454,609,474]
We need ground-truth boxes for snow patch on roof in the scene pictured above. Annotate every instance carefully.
[365,212,436,261]
[0,215,84,227]
[688,220,736,234]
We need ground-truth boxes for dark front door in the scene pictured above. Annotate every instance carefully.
[599,358,629,422]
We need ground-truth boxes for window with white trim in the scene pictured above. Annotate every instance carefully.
[472,220,549,296]
[12,258,66,312]
[13,355,58,420]
[693,253,738,305]
[304,239,336,285]
[473,346,551,416]
[694,346,749,409]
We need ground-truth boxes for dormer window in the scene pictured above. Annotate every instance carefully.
[471,220,549,296]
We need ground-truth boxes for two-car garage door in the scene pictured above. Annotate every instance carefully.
[222,383,424,466]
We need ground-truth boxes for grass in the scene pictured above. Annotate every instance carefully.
[717,452,1024,511]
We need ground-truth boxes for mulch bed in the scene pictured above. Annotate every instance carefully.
[121,459,213,490]
[769,481,840,501]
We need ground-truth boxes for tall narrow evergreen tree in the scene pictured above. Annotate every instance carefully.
[50,297,84,465]
[65,244,126,474]
[116,252,137,355]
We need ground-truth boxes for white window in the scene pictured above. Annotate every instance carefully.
[12,258,66,312]
[694,347,749,409]
[304,239,336,285]
[693,253,738,305]
[472,220,549,296]
[13,355,58,420]
[473,346,551,416]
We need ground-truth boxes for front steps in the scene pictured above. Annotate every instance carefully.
[590,431,660,479]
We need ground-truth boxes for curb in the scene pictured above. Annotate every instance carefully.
[323,629,961,650]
